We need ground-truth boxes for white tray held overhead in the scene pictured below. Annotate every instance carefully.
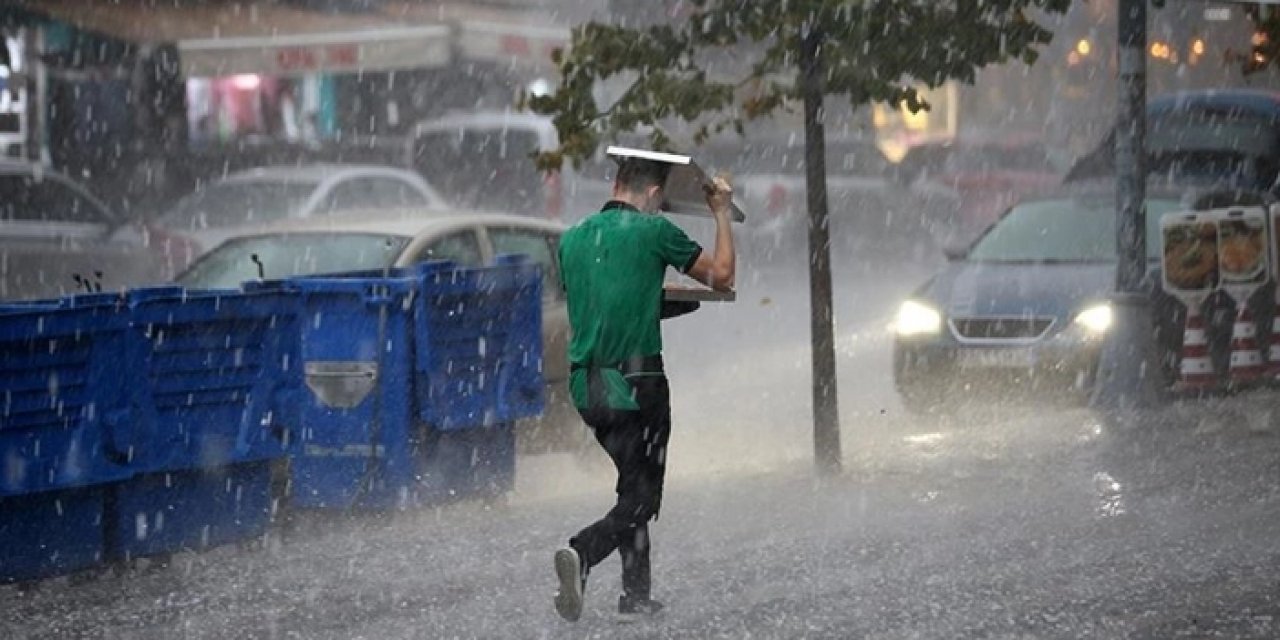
[606,146,748,223]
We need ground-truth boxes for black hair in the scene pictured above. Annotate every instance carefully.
[615,158,671,193]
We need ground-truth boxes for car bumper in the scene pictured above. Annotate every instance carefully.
[894,331,1106,401]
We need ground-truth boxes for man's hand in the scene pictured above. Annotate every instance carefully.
[688,172,737,292]
[703,174,734,219]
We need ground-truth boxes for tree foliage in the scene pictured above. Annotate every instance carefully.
[526,0,1072,171]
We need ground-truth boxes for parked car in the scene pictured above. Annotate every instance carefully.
[1065,89,1280,193]
[126,164,446,275]
[1,160,162,300]
[409,110,615,223]
[891,180,1269,414]
[897,134,1064,245]
[175,210,583,453]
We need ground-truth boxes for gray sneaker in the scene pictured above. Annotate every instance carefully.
[553,547,585,621]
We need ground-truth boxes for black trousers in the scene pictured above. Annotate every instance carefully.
[570,374,671,601]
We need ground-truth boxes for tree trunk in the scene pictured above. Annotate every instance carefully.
[801,28,841,476]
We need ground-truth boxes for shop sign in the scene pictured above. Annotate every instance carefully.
[179,25,451,78]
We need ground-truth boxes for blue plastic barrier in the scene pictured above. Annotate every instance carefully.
[286,274,417,509]
[0,295,133,497]
[126,284,299,472]
[286,260,541,510]
[1,256,543,581]
[0,295,132,583]
[109,461,274,560]
[0,487,107,584]
[105,285,298,561]
[414,257,544,431]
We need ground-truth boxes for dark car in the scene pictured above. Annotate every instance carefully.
[891,180,1270,413]
[1,160,162,300]
[1065,89,1280,193]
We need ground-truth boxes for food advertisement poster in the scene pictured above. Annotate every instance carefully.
[1161,212,1218,295]
[1215,208,1268,288]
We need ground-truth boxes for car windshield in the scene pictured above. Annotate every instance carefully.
[176,232,410,289]
[966,195,1184,263]
[158,181,318,230]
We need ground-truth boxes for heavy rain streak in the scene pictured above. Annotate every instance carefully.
[2,1,1280,638]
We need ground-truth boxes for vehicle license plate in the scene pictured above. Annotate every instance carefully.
[957,348,1036,369]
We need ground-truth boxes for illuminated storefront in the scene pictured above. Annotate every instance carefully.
[871,83,959,163]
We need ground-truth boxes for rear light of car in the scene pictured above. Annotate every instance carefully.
[544,170,564,222]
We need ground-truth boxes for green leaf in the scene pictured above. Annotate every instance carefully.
[530,0,1070,168]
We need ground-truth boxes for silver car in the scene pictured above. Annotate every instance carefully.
[1,160,161,300]
[174,210,579,453]
[134,164,447,273]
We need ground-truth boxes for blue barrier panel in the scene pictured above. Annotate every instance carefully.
[126,285,299,472]
[0,295,132,497]
[286,275,417,510]
[414,257,544,431]
[286,260,536,511]
[108,461,273,561]
[103,284,298,561]
[0,487,106,583]
[0,295,130,583]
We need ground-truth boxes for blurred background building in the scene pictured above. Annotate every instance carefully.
[0,0,1275,217]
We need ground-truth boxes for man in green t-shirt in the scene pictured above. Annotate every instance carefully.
[552,157,736,622]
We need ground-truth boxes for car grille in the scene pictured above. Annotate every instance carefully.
[949,317,1053,341]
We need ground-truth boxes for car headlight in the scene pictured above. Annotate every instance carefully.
[895,300,943,337]
[1074,304,1113,333]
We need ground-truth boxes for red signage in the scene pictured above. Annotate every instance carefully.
[275,44,361,71]
[500,34,532,56]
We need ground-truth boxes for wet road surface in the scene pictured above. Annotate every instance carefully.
[4,259,1280,639]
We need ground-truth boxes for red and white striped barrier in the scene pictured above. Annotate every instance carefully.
[1174,305,1218,392]
[1229,305,1266,385]
[1269,291,1280,379]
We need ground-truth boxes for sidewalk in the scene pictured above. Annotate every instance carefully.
[3,397,1278,639]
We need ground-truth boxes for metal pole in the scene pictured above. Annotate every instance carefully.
[1116,0,1147,293]
[801,27,842,476]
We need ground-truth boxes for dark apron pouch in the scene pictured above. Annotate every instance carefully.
[587,367,609,411]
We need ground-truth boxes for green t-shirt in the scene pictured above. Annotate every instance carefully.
[559,203,702,410]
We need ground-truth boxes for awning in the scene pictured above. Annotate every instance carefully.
[178,25,451,78]
[381,2,569,74]
[456,20,568,74]
[18,0,452,77]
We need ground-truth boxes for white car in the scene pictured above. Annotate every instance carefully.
[174,210,581,453]
[135,164,446,273]
[1,160,162,300]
